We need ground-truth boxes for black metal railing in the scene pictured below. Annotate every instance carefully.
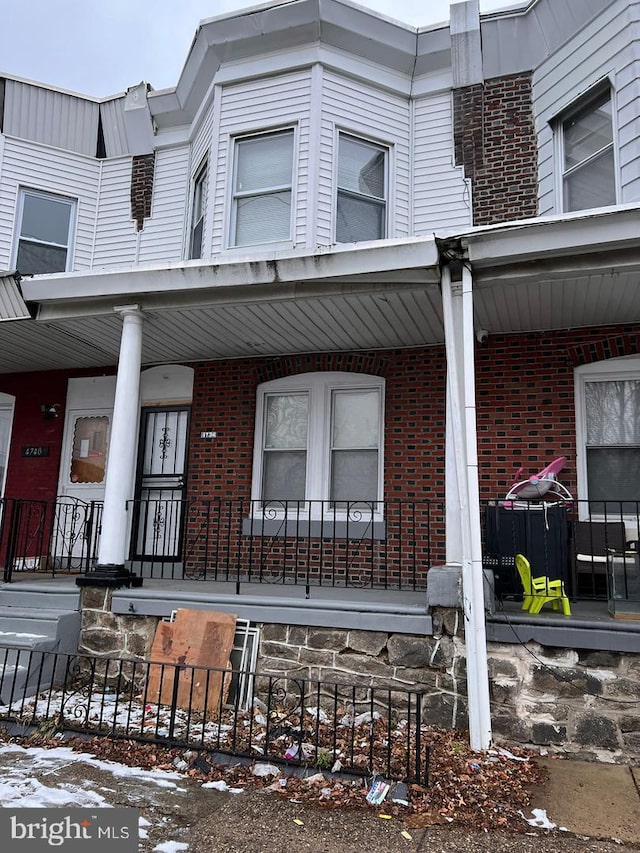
[0,647,429,785]
[127,498,440,592]
[0,497,102,582]
[481,498,640,603]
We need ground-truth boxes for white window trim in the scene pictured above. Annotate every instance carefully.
[334,128,390,243]
[228,126,297,251]
[575,356,640,520]
[553,81,619,214]
[188,158,208,260]
[12,187,77,274]
[250,371,385,519]
[0,393,15,501]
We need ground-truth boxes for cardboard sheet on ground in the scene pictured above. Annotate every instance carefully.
[147,609,237,713]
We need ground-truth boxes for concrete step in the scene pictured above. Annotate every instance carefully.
[0,582,80,611]
[0,586,81,704]
[0,643,64,706]
[0,607,78,636]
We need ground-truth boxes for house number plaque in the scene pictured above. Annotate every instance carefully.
[22,445,50,458]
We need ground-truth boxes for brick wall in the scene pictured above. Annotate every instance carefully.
[130,153,156,231]
[453,73,538,225]
[187,325,640,513]
[475,325,640,499]
[187,348,447,505]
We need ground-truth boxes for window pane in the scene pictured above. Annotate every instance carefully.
[587,447,640,511]
[585,380,640,445]
[564,95,612,169]
[190,219,203,260]
[331,449,378,501]
[70,416,109,484]
[338,136,385,199]
[21,194,71,245]
[235,192,292,245]
[0,407,12,495]
[333,390,379,448]
[336,193,385,243]
[265,394,308,449]
[564,148,616,212]
[16,240,67,275]
[263,450,306,500]
[236,133,293,193]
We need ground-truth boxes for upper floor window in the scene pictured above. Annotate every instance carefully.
[336,134,387,243]
[189,160,207,260]
[253,372,384,507]
[231,129,294,247]
[14,189,75,275]
[560,88,615,212]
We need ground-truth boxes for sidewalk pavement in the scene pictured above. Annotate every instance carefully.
[530,758,640,845]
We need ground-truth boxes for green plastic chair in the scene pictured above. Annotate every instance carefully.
[515,554,571,616]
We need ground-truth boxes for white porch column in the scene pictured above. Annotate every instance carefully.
[441,263,492,751]
[78,305,143,588]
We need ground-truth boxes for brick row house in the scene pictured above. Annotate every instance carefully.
[0,0,639,756]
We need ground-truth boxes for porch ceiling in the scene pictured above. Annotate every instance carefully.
[4,208,640,375]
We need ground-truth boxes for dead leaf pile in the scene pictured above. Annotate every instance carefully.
[1,728,545,833]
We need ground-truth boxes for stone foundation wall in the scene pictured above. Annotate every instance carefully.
[489,644,640,761]
[77,593,640,762]
[257,609,640,763]
[78,588,159,660]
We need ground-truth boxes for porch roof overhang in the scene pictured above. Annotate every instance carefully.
[12,238,442,372]
[4,204,640,374]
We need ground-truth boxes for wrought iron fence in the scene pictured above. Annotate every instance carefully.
[0,497,102,582]
[0,647,429,785]
[127,498,441,592]
[481,498,640,603]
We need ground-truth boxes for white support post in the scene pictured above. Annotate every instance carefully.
[77,305,143,588]
[441,264,492,751]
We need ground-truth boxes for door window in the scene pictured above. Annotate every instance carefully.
[70,416,109,484]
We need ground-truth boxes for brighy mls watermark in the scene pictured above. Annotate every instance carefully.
[0,809,139,851]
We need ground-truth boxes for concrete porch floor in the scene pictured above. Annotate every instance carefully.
[3,572,639,648]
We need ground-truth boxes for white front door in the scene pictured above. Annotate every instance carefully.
[55,377,116,567]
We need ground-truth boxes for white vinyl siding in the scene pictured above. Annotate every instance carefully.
[138,146,190,264]
[413,93,472,232]
[535,0,639,214]
[321,71,410,242]
[92,158,138,268]
[0,138,99,271]
[213,71,311,253]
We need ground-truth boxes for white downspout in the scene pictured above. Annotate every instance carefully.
[441,263,492,751]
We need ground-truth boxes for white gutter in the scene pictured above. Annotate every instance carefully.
[441,263,491,751]
[22,237,440,309]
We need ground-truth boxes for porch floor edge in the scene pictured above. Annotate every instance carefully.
[111,586,432,635]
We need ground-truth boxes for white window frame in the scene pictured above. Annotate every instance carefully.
[575,356,640,520]
[335,131,388,243]
[229,127,296,249]
[251,371,385,518]
[12,187,76,274]
[0,393,15,501]
[188,159,208,260]
[555,84,618,214]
